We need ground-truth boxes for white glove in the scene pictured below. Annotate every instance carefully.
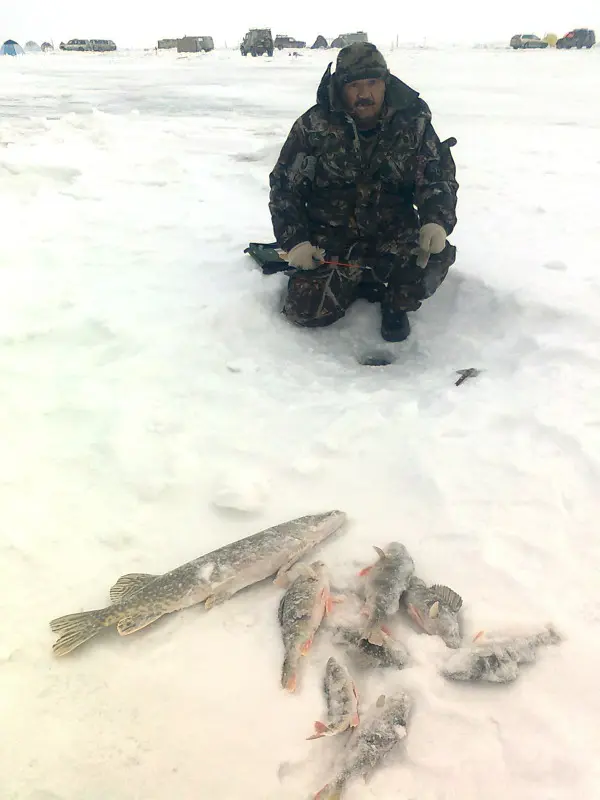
[415,223,447,268]
[286,241,325,270]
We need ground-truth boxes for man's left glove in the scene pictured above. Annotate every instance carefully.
[286,241,325,270]
[415,223,447,268]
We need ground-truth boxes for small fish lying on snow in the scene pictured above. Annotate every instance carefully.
[50,510,346,656]
[332,624,410,670]
[441,625,561,683]
[402,576,463,648]
[307,656,359,740]
[314,691,411,799]
[279,561,333,692]
[359,542,415,646]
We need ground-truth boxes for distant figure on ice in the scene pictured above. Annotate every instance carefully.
[269,43,458,342]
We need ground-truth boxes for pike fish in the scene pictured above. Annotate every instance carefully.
[50,510,346,657]
[307,656,359,740]
[278,561,332,692]
[332,624,409,670]
[314,691,411,799]
[359,542,414,646]
[402,576,463,648]
[441,625,561,683]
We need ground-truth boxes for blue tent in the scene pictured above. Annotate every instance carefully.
[1,40,25,56]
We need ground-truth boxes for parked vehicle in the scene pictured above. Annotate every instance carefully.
[158,39,178,50]
[177,36,214,53]
[331,31,368,48]
[59,39,116,52]
[89,39,116,52]
[59,39,91,51]
[509,34,548,49]
[556,28,595,48]
[274,35,306,49]
[240,28,273,56]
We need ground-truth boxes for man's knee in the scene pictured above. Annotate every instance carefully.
[281,268,358,328]
[386,241,456,311]
[282,299,347,328]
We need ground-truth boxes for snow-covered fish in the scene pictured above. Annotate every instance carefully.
[279,561,332,692]
[332,624,409,670]
[307,656,359,740]
[402,576,463,648]
[359,542,414,645]
[441,625,561,683]
[314,691,411,799]
[50,510,346,656]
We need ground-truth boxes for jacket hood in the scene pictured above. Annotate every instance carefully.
[316,62,421,116]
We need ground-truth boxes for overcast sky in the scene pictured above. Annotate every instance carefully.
[2,0,598,49]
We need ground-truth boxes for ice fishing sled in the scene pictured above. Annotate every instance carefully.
[244,242,291,274]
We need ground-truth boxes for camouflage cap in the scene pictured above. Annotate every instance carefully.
[334,43,389,85]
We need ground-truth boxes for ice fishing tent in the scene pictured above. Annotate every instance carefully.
[1,40,25,56]
[311,35,328,49]
[25,41,42,52]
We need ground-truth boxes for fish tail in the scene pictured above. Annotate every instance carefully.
[50,609,108,656]
[281,653,298,693]
[314,781,343,800]
[307,720,331,740]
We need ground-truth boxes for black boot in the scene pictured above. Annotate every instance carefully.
[380,305,411,342]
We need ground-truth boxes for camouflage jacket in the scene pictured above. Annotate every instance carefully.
[268,65,458,260]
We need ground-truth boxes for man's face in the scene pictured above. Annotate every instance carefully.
[342,78,386,128]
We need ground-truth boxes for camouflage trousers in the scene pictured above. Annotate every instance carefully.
[282,242,456,328]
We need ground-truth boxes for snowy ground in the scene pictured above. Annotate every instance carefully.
[2,44,600,799]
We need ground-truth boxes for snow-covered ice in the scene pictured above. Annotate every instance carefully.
[2,45,600,799]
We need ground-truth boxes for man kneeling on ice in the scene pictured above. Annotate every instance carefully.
[269,43,458,342]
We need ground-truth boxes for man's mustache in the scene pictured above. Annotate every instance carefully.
[353,99,375,108]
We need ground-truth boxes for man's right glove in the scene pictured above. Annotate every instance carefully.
[286,241,325,270]
[415,223,447,268]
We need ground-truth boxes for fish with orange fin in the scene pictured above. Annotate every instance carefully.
[358,542,414,646]
[313,691,411,799]
[402,576,463,648]
[307,656,359,740]
[278,561,332,692]
[332,624,410,670]
[441,624,561,683]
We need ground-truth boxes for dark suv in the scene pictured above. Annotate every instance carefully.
[240,29,274,57]
[274,35,306,49]
[556,29,595,48]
